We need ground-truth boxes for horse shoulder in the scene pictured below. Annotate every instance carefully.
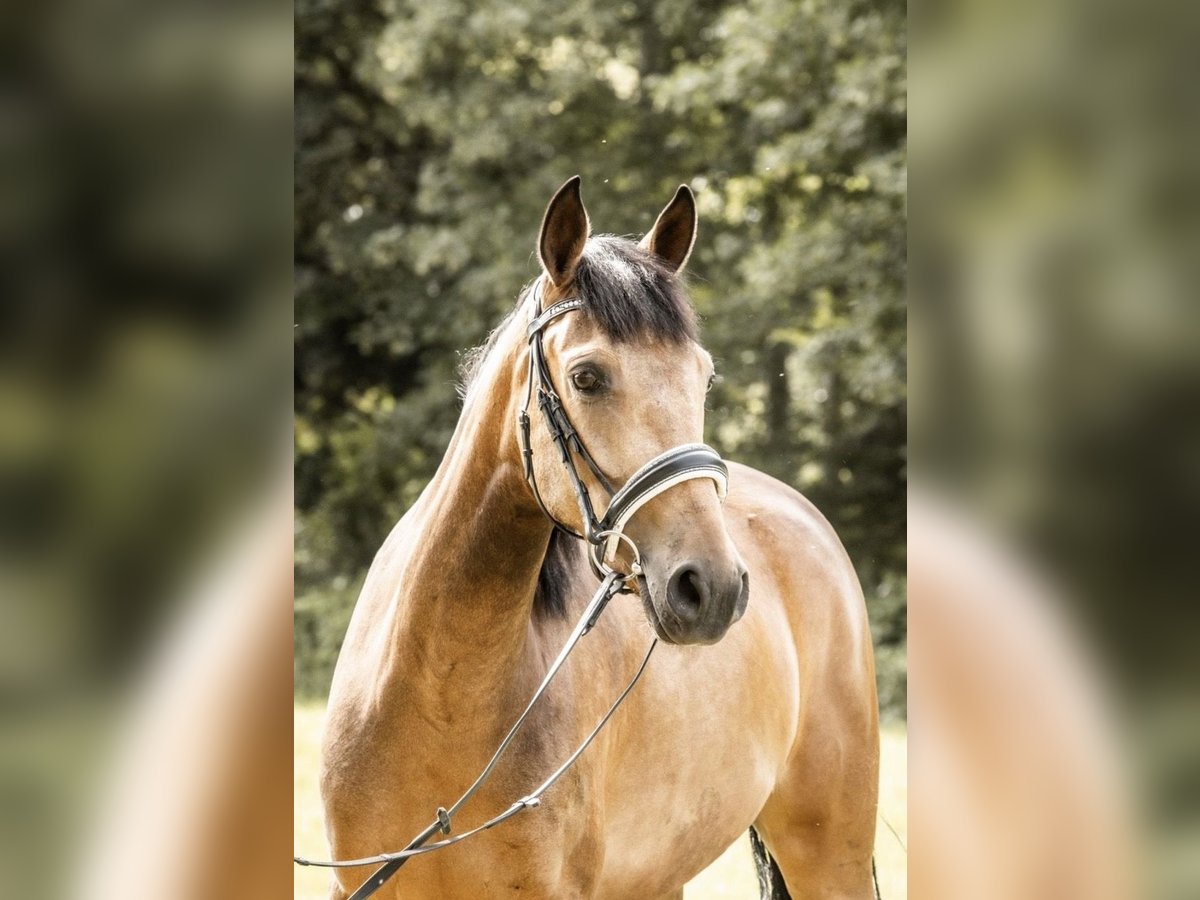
[722,461,877,748]
[723,463,880,891]
[723,461,871,657]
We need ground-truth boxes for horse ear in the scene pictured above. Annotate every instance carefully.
[538,176,590,286]
[639,184,697,273]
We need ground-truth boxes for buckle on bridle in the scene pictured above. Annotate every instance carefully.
[517,411,534,479]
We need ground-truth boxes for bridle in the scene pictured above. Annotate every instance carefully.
[518,278,728,574]
[295,277,730,898]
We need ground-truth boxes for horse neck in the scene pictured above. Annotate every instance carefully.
[381,309,552,699]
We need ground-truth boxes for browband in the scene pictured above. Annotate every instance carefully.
[527,298,585,338]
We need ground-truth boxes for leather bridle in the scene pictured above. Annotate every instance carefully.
[295,278,730,898]
[518,278,729,575]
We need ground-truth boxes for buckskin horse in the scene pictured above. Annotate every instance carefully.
[312,177,880,899]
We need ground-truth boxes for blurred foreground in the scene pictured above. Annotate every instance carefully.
[911,0,1200,895]
[1,0,291,896]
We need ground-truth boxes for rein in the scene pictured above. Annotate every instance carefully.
[295,279,729,898]
[296,571,653,898]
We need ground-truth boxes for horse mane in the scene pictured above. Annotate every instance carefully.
[532,528,579,619]
[459,234,699,617]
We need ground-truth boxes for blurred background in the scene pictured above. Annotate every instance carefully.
[911,0,1200,895]
[1,0,291,896]
[293,0,908,712]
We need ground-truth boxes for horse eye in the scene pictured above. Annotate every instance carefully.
[706,373,717,392]
[572,369,601,392]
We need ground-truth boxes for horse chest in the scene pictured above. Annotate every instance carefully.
[402,813,603,899]
[325,695,606,897]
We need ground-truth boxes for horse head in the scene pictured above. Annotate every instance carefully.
[521,176,750,644]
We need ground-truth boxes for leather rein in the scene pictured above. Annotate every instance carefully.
[295,279,729,898]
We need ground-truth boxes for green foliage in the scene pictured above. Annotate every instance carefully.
[293,581,360,698]
[296,0,906,713]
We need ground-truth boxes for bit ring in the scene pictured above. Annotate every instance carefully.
[590,529,642,581]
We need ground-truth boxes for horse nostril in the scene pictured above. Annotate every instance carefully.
[667,564,706,619]
[734,568,751,618]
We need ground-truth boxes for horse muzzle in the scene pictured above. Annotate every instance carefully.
[642,558,749,645]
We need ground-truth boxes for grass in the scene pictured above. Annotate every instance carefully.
[295,705,906,899]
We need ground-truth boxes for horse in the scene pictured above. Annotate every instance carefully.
[317,176,880,899]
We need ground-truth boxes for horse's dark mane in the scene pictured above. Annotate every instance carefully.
[458,234,698,618]
[532,528,579,619]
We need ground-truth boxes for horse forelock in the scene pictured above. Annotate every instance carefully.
[572,235,698,344]
[458,235,697,395]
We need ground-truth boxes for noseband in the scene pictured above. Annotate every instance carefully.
[518,278,729,575]
[295,278,732,898]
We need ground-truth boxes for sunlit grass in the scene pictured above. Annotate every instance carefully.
[294,705,905,898]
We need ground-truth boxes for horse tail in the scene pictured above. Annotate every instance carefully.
[748,826,791,900]
[749,828,883,899]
